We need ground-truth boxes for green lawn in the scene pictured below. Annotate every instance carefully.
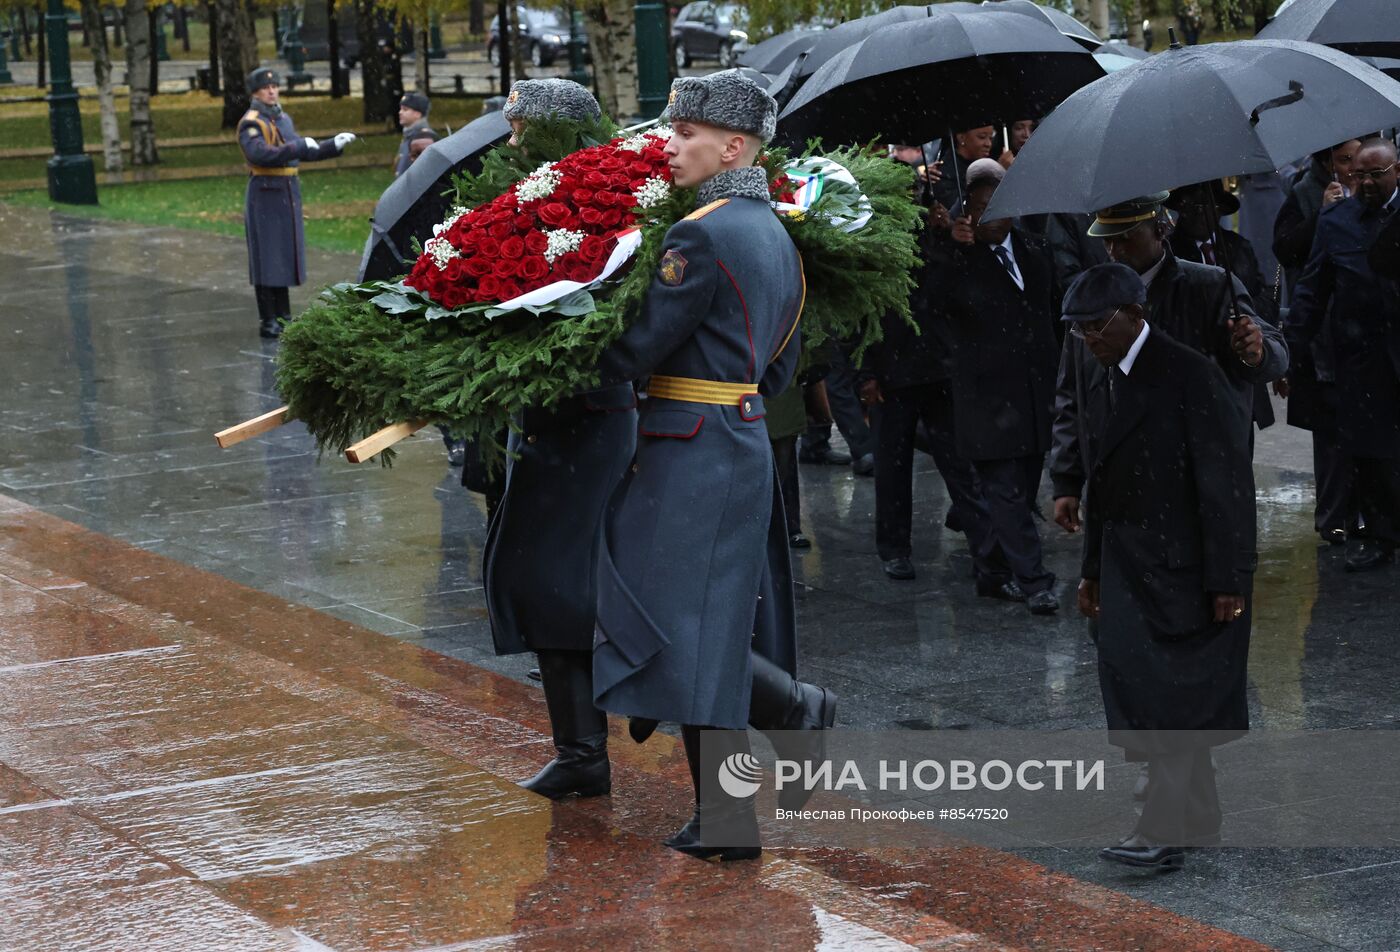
[3,166,390,253]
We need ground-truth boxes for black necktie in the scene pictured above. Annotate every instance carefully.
[992,244,1019,286]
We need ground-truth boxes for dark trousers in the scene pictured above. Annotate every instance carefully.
[1311,385,1358,532]
[1138,747,1221,845]
[771,435,802,536]
[972,455,1054,594]
[874,382,991,563]
[1353,456,1400,549]
[804,344,876,459]
[253,285,291,324]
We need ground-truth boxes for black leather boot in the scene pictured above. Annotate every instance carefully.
[519,650,611,799]
[664,725,761,861]
[748,651,837,810]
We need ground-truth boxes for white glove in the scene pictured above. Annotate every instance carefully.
[303,136,319,151]
[333,132,357,150]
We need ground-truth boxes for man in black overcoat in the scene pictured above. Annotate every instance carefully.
[944,159,1061,613]
[1064,264,1255,872]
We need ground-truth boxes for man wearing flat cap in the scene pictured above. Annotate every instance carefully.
[1048,191,1286,535]
[1063,263,1254,872]
[239,67,357,339]
[476,80,639,805]
[394,92,435,177]
[589,70,835,861]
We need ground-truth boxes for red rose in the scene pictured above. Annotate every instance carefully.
[579,207,605,227]
[578,235,606,263]
[500,258,526,279]
[572,188,595,205]
[466,256,494,277]
[444,258,469,281]
[476,237,501,258]
[477,275,502,300]
[563,260,595,282]
[524,230,549,255]
[500,235,526,259]
[601,208,624,228]
[631,161,653,177]
[488,221,513,238]
[518,255,550,282]
[599,155,626,171]
[583,171,610,189]
[537,202,573,227]
[514,213,535,231]
[498,281,522,300]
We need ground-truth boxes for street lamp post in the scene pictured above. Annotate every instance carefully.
[155,7,170,62]
[566,2,587,87]
[428,14,445,59]
[0,24,13,83]
[634,1,668,120]
[44,0,97,204]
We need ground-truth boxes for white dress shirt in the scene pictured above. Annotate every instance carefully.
[1117,321,1151,376]
[1138,252,1168,288]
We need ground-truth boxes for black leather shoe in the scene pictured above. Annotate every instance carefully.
[799,445,852,465]
[1345,541,1394,572]
[882,557,916,580]
[1099,834,1185,871]
[664,804,762,861]
[1132,763,1150,802]
[1026,590,1059,615]
[976,577,1026,602]
[629,716,659,743]
[258,317,282,339]
[519,732,611,799]
[1320,528,1347,546]
[789,532,811,550]
[851,452,875,476]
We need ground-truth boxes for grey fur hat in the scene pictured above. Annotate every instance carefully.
[665,70,778,144]
[502,79,601,123]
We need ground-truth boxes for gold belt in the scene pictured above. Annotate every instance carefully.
[647,375,754,406]
[249,166,298,177]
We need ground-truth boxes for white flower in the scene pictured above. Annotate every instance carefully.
[516,163,563,203]
[620,126,672,153]
[634,176,671,209]
[543,227,586,264]
[424,236,459,270]
[432,205,470,237]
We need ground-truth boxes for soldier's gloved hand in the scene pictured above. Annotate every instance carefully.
[333,132,358,150]
[303,136,320,151]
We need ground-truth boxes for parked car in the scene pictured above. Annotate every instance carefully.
[672,2,748,68]
[488,6,589,68]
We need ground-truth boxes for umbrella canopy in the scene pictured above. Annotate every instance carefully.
[981,0,1102,50]
[1360,55,1400,80]
[1096,40,1150,59]
[358,110,511,282]
[739,28,823,75]
[983,39,1400,221]
[790,3,983,81]
[776,7,1104,148]
[1093,51,1144,73]
[1258,0,1400,59]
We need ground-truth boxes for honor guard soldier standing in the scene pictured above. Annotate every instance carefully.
[394,91,435,176]
[239,67,358,339]
[589,72,836,861]
[478,79,640,801]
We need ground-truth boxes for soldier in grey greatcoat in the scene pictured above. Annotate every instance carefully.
[394,91,436,177]
[238,67,357,339]
[480,80,639,802]
[589,72,836,861]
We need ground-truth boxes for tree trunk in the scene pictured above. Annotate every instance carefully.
[20,7,32,56]
[496,1,509,95]
[582,0,636,119]
[508,2,527,79]
[469,0,483,34]
[176,5,191,51]
[81,11,91,47]
[1087,0,1109,38]
[148,8,158,94]
[206,0,220,94]
[36,5,46,87]
[327,0,342,97]
[1126,0,1145,47]
[80,0,124,172]
[111,5,123,46]
[415,24,429,91]
[124,0,157,164]
[216,0,256,128]
[355,0,402,124]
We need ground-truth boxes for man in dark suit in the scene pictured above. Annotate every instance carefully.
[1065,264,1254,872]
[1287,138,1400,572]
[944,159,1061,614]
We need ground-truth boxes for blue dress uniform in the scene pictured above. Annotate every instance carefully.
[238,69,343,337]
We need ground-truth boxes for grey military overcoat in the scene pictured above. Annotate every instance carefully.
[591,193,806,730]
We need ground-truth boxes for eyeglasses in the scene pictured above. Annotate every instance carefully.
[1069,307,1123,341]
[1355,163,1396,182]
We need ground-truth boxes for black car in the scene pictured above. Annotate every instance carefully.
[488,6,589,68]
[672,2,748,68]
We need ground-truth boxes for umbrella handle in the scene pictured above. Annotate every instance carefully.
[1250,81,1304,126]
[948,127,965,211]
[1206,186,1245,326]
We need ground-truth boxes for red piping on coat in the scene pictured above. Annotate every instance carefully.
[716,259,755,383]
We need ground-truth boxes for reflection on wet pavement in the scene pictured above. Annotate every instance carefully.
[1,202,1396,949]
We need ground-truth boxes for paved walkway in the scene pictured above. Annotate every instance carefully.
[1,202,1398,949]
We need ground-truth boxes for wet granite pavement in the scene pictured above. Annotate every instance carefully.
[1,202,1397,950]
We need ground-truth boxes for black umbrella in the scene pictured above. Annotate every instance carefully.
[1095,40,1150,60]
[776,7,1104,148]
[358,110,511,282]
[983,39,1400,222]
[739,28,823,75]
[1258,0,1400,59]
[1361,55,1400,81]
[982,0,1102,51]
[790,3,984,82]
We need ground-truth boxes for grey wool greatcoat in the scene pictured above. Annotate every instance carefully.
[1083,328,1254,748]
[482,389,638,655]
[238,100,343,288]
[591,184,806,731]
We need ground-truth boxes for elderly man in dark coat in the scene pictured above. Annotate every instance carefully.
[1049,193,1287,535]
[1066,264,1254,872]
[1287,139,1400,572]
[590,71,835,861]
[238,67,357,339]
[477,80,638,802]
[944,159,1061,614]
